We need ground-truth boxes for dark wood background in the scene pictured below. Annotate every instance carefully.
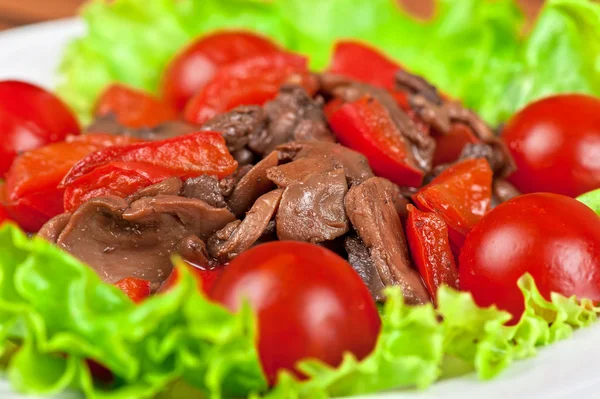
[0,0,544,31]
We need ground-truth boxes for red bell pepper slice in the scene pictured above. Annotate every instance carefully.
[413,158,493,253]
[158,263,224,295]
[184,53,315,125]
[95,84,178,129]
[328,95,425,187]
[432,123,480,166]
[162,30,280,111]
[62,131,237,186]
[0,204,8,226]
[63,162,174,213]
[3,134,140,232]
[114,277,152,303]
[406,204,459,303]
[328,41,402,89]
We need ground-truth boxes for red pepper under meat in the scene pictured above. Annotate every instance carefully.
[328,41,402,89]
[328,95,425,187]
[406,204,459,302]
[95,84,178,128]
[432,123,480,166]
[63,162,174,213]
[413,158,493,254]
[3,134,140,231]
[62,131,238,186]
[114,277,152,303]
[158,264,224,295]
[184,53,316,125]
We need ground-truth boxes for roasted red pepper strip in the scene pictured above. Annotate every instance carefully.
[3,134,140,231]
[413,158,493,253]
[158,263,224,295]
[432,123,480,166]
[62,131,237,186]
[184,53,315,124]
[328,41,402,89]
[114,277,152,303]
[63,162,174,213]
[405,204,459,302]
[0,204,8,226]
[328,95,425,187]
[95,84,178,128]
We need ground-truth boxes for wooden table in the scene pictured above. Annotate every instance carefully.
[0,0,543,31]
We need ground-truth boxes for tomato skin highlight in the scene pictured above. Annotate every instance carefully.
[460,193,600,321]
[162,31,280,111]
[328,41,402,89]
[184,53,314,125]
[328,96,425,187]
[0,81,80,176]
[502,94,600,197]
[405,205,459,303]
[210,241,381,385]
[95,84,177,129]
[115,277,152,303]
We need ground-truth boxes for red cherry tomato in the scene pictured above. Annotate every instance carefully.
[95,84,177,129]
[328,41,402,89]
[114,277,152,303]
[460,193,600,321]
[158,263,223,295]
[210,241,381,385]
[502,94,600,197]
[184,53,315,125]
[0,81,80,176]
[162,31,280,111]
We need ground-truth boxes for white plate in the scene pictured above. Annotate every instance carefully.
[0,18,599,399]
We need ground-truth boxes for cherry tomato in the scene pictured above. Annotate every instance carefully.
[210,241,381,385]
[162,31,280,111]
[460,193,600,321]
[95,84,177,129]
[502,94,600,197]
[114,277,151,303]
[184,53,315,125]
[328,41,402,89]
[0,81,80,176]
[158,263,223,295]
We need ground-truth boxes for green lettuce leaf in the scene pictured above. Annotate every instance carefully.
[578,189,600,215]
[58,0,600,125]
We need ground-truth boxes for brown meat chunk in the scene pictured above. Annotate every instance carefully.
[208,189,283,262]
[276,170,349,243]
[201,105,267,153]
[267,141,374,187]
[127,177,182,201]
[344,236,386,302]
[86,113,198,140]
[227,151,279,217]
[345,177,430,305]
[182,175,227,208]
[492,179,521,208]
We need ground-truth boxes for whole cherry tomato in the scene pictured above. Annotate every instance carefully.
[0,81,80,176]
[460,193,600,321]
[502,94,600,197]
[210,241,381,385]
[95,84,177,129]
[162,31,280,111]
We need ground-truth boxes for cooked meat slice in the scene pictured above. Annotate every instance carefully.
[268,141,374,187]
[345,236,386,302]
[87,113,198,141]
[395,70,442,105]
[208,189,283,262]
[261,85,335,154]
[123,195,235,241]
[201,105,267,153]
[409,94,452,134]
[38,213,72,243]
[231,148,255,166]
[380,179,411,219]
[276,170,349,243]
[127,177,183,201]
[219,164,253,197]
[492,179,521,207]
[227,151,279,217]
[182,175,227,208]
[345,177,430,304]
[176,235,211,268]
[86,113,132,135]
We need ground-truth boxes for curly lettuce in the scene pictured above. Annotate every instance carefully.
[58,0,600,125]
[0,223,597,399]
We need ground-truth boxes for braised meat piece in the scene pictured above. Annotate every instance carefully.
[345,177,430,304]
[201,105,267,154]
[492,179,521,207]
[276,170,349,243]
[208,189,284,262]
[345,236,386,302]
[267,141,374,187]
[182,175,227,208]
[87,113,198,140]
